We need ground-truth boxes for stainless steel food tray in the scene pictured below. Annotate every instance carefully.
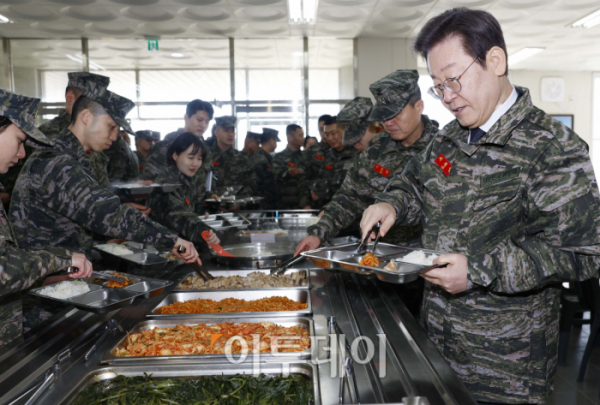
[174,269,310,291]
[199,214,251,231]
[57,362,321,405]
[101,316,315,363]
[301,242,447,284]
[94,244,170,268]
[29,271,173,313]
[110,182,180,195]
[147,289,312,318]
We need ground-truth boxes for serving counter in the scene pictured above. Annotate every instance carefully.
[0,257,476,405]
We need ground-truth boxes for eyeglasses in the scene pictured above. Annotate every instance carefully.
[428,57,480,101]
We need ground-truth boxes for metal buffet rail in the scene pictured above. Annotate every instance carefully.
[0,253,476,404]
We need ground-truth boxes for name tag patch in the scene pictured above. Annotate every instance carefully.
[315,155,324,160]
[373,164,390,177]
[287,162,296,167]
[325,165,333,171]
[481,168,520,187]
[435,154,452,176]
[212,161,220,167]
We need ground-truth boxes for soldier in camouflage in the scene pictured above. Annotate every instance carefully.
[241,131,262,158]
[250,128,280,209]
[209,116,257,198]
[9,87,200,264]
[273,124,305,209]
[360,8,600,404]
[0,89,93,347]
[140,100,215,210]
[105,130,140,182]
[134,130,160,171]
[298,115,330,207]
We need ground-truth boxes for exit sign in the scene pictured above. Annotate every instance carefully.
[148,39,159,51]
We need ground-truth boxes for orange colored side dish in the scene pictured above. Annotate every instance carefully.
[157,296,308,314]
[114,322,310,357]
[359,252,381,267]
[106,273,131,288]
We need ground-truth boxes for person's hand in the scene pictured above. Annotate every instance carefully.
[136,180,153,185]
[205,230,220,245]
[288,168,301,177]
[421,254,468,294]
[303,205,312,210]
[360,203,396,241]
[68,253,93,278]
[318,210,324,218]
[210,194,220,201]
[172,238,199,263]
[125,202,151,215]
[0,193,9,205]
[294,235,321,256]
[310,191,320,201]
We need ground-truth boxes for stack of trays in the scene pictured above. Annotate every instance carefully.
[29,271,172,314]
[200,213,250,231]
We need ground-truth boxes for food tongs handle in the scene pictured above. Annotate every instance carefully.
[354,221,382,254]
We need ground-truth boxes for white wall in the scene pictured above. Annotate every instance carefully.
[356,38,417,98]
[509,70,593,145]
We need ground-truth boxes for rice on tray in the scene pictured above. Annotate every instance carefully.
[38,280,90,299]
[400,250,439,266]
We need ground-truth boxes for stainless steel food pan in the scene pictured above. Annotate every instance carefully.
[174,269,310,291]
[148,289,312,318]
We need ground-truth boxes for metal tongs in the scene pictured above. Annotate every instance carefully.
[177,245,215,281]
[354,221,382,254]
[66,267,127,283]
[269,255,305,275]
[326,316,360,405]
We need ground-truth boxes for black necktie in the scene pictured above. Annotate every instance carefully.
[470,127,486,143]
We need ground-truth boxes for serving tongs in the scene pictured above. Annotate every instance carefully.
[66,267,127,284]
[354,221,382,254]
[177,245,215,281]
[269,255,305,275]
[325,316,360,405]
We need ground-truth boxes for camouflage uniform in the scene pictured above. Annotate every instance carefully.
[298,140,330,207]
[140,128,211,205]
[376,86,600,404]
[209,116,256,197]
[0,89,73,346]
[135,130,160,172]
[105,135,140,182]
[273,147,304,209]
[145,171,212,248]
[308,90,435,246]
[9,89,180,258]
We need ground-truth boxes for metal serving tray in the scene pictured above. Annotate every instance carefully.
[101,316,315,364]
[174,269,310,291]
[301,242,447,284]
[200,214,250,231]
[58,362,321,405]
[94,244,170,269]
[148,289,312,318]
[29,271,173,313]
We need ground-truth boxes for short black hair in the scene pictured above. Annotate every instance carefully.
[286,124,302,136]
[0,116,12,135]
[318,114,332,124]
[166,132,206,166]
[408,92,422,107]
[413,7,508,75]
[323,116,337,127]
[304,136,317,147]
[186,99,214,120]
[69,96,107,125]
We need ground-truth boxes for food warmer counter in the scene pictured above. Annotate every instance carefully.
[0,257,476,405]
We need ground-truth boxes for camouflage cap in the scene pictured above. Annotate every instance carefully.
[0,88,53,147]
[338,97,373,146]
[368,70,420,122]
[261,127,280,143]
[215,116,237,129]
[246,131,262,141]
[80,88,135,134]
[135,130,160,142]
[67,72,110,95]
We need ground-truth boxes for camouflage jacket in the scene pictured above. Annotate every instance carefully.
[146,171,212,247]
[250,148,276,209]
[308,146,359,209]
[39,109,110,187]
[135,151,146,171]
[376,87,600,403]
[0,200,71,347]
[9,129,179,257]
[209,142,256,197]
[105,136,140,182]
[308,116,437,244]
[298,141,330,207]
[140,129,211,203]
[272,147,304,209]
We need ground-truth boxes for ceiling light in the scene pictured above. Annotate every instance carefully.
[0,14,9,23]
[571,8,600,28]
[171,53,184,58]
[65,54,83,64]
[508,47,544,65]
[288,0,318,25]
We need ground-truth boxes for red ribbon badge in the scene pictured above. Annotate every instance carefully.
[287,162,296,167]
[373,164,390,178]
[138,165,143,170]
[325,164,333,171]
[315,155,324,160]
[86,150,91,154]
[435,153,452,176]
[185,198,190,206]
[212,161,220,167]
